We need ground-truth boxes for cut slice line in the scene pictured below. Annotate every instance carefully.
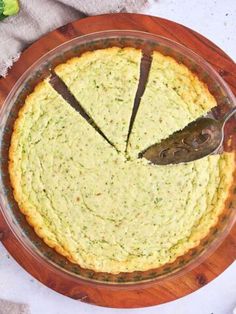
[49,72,119,152]
[125,53,152,153]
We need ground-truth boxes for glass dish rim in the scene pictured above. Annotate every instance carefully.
[0,29,236,286]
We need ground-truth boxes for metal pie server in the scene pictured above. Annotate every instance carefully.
[139,106,236,165]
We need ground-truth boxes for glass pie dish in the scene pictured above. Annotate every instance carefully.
[0,30,235,285]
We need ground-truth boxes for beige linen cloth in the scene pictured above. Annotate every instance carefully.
[0,0,147,77]
[0,1,147,313]
[0,299,30,314]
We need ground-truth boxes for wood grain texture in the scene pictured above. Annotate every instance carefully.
[0,13,235,308]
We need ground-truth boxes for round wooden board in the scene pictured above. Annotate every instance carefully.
[0,13,235,308]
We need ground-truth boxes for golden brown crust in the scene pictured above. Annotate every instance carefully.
[55,46,141,75]
[152,51,216,110]
[9,81,77,264]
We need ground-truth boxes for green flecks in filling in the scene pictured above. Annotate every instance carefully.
[55,48,141,153]
[127,51,216,158]
[9,56,234,274]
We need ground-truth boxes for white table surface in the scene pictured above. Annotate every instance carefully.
[0,1,235,313]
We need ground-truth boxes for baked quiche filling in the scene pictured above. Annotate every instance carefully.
[55,47,141,153]
[128,52,217,157]
[9,48,234,274]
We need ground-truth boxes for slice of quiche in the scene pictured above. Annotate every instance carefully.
[55,47,141,153]
[127,51,217,158]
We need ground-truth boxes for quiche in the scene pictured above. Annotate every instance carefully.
[9,48,234,274]
[127,51,216,157]
[55,47,141,153]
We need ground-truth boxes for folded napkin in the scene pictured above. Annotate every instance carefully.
[0,0,147,77]
[0,299,30,314]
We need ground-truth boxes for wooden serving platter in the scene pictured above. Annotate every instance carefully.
[0,13,235,308]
